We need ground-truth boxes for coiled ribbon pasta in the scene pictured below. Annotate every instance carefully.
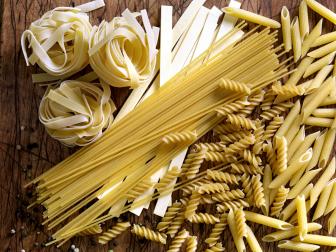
[89,9,159,88]
[21,7,92,80]
[39,80,115,146]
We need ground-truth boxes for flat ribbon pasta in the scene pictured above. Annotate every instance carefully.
[21,7,92,79]
[39,80,116,146]
[89,9,159,88]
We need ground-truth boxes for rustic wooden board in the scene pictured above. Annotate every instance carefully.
[1,0,336,251]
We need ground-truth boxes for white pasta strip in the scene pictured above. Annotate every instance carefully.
[76,0,105,12]
[216,0,241,41]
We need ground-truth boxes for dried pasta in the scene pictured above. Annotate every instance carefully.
[188,213,220,224]
[252,174,266,210]
[186,236,198,252]
[281,6,292,52]
[218,79,251,94]
[205,214,228,247]
[291,16,301,62]
[206,170,240,184]
[270,186,289,217]
[167,229,189,252]
[131,224,167,244]
[299,0,309,40]
[98,222,130,244]
[227,209,246,252]
[157,202,183,232]
[306,0,336,24]
[226,114,256,130]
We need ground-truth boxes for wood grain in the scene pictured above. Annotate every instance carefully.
[0,0,335,251]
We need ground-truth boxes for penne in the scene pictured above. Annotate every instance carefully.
[329,207,336,234]
[263,165,272,216]
[303,52,336,78]
[308,65,333,92]
[278,240,320,251]
[305,116,333,127]
[291,16,302,62]
[244,211,292,230]
[287,126,305,160]
[288,169,321,199]
[312,178,336,221]
[280,184,313,221]
[309,40,336,58]
[312,108,336,118]
[269,148,312,189]
[299,0,310,40]
[222,7,281,28]
[295,234,336,246]
[284,117,301,145]
[325,182,336,215]
[262,223,322,242]
[275,100,301,138]
[245,225,262,252]
[284,57,314,86]
[307,130,327,170]
[289,131,320,164]
[227,209,246,252]
[306,0,336,24]
[281,6,292,52]
[302,19,323,56]
[296,195,308,241]
[310,157,336,207]
[312,31,336,47]
[319,129,336,168]
[320,96,336,106]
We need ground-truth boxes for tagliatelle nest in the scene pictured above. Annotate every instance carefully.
[89,9,159,88]
[39,80,116,146]
[21,7,92,79]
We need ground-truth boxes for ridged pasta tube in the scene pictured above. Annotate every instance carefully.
[226,114,256,130]
[234,208,247,238]
[263,116,284,141]
[231,162,263,175]
[216,100,250,116]
[271,186,289,217]
[260,102,293,121]
[212,189,245,202]
[206,170,240,184]
[162,131,197,145]
[188,213,220,224]
[193,142,226,152]
[205,214,228,246]
[205,242,225,252]
[224,134,255,154]
[156,167,181,192]
[218,130,251,145]
[167,229,189,252]
[157,202,183,232]
[185,192,202,219]
[218,79,251,94]
[186,236,198,252]
[98,222,131,244]
[131,224,167,244]
[217,200,250,212]
[198,183,230,194]
[252,174,266,210]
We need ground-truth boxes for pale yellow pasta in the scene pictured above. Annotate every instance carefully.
[223,7,280,28]
[299,0,309,40]
[308,65,333,92]
[302,19,322,56]
[280,184,313,221]
[329,207,336,233]
[185,191,201,219]
[278,240,320,251]
[263,116,284,141]
[167,229,189,252]
[281,6,292,52]
[262,223,322,242]
[218,79,251,94]
[296,195,308,241]
[244,211,292,230]
[302,77,335,121]
[313,31,336,47]
[306,0,336,24]
[296,234,336,246]
[269,148,312,189]
[312,108,336,118]
[226,114,256,130]
[310,157,336,207]
[271,186,289,217]
[291,16,302,62]
[287,169,321,199]
[227,209,246,252]
[263,165,272,215]
[309,40,336,59]
[319,129,336,168]
[313,179,336,221]
[245,225,262,252]
[272,83,305,104]
[131,224,167,244]
[287,126,305,160]
[284,117,301,145]
[305,116,334,127]
[304,52,336,78]
[186,236,197,252]
[325,181,336,215]
[284,57,314,86]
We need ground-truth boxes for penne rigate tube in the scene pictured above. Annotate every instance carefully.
[305,117,334,127]
[299,0,309,40]
[303,52,336,78]
[306,0,336,24]
[228,209,246,252]
[278,240,320,251]
[312,108,336,118]
[222,7,281,28]
[312,178,336,221]
[263,165,272,215]
[302,19,323,57]
[262,223,322,242]
[275,100,300,138]
[287,126,305,160]
[281,6,292,52]
[313,31,336,47]
[306,129,326,170]
[295,234,336,246]
[291,16,302,62]
[244,211,293,230]
[284,57,314,86]
[308,65,334,93]
[328,207,336,234]
[245,225,262,252]
[309,40,336,58]
[325,182,336,215]
[284,117,301,145]
[296,195,308,241]
[319,129,336,168]
[287,169,321,199]
[269,148,312,189]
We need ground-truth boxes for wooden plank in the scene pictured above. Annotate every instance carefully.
[1,0,335,252]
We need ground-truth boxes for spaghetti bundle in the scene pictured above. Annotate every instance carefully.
[89,9,159,88]
[28,24,286,244]
[21,7,92,79]
[39,80,115,146]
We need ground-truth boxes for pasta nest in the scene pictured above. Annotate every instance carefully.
[39,80,115,146]
[21,7,92,78]
[89,10,158,88]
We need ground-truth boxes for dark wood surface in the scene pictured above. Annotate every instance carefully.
[1,0,335,251]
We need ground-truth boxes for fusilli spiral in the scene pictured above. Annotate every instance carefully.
[198,183,230,194]
[205,214,228,247]
[193,142,226,152]
[218,130,251,145]
[162,131,197,145]
[167,229,189,252]
[157,202,183,232]
[234,208,247,238]
[211,189,245,202]
[216,100,250,116]
[260,102,293,121]
[186,236,198,252]
[223,134,255,155]
[238,90,265,116]
[252,174,266,209]
[226,114,257,130]
[206,170,240,184]
[263,116,284,141]
[188,213,220,224]
[131,224,167,244]
[274,136,288,175]
[218,79,251,94]
[216,199,250,212]
[185,192,202,219]
[156,167,181,192]
[231,162,263,175]
[98,222,130,244]
[205,242,225,252]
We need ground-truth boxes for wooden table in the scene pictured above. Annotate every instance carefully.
[1,0,335,251]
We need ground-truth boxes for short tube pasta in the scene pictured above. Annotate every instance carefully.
[284,57,314,86]
[313,179,335,221]
[275,100,300,138]
[245,225,262,252]
[291,16,302,62]
[303,52,336,78]
[278,240,320,251]
[296,195,308,240]
[244,211,292,230]
[319,129,336,168]
[227,209,246,252]
[263,165,272,215]
[312,108,336,118]
[309,40,336,58]
[302,19,323,56]
[305,117,333,127]
[299,0,309,40]
[306,129,327,170]
[281,6,292,52]
[296,234,336,246]
[284,117,301,145]
[308,65,333,92]
[287,169,321,199]
[312,31,336,47]
[287,126,305,161]
[325,182,336,215]
[329,207,336,233]
[306,0,336,24]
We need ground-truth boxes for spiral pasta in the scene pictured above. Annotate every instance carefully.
[240,149,261,167]
[186,236,198,252]
[234,208,247,238]
[188,213,220,224]
[167,211,186,238]
[260,88,276,111]
[204,152,236,163]
[252,120,265,154]
[157,202,183,232]
[205,214,228,247]
[79,225,102,236]
[211,189,245,203]
[162,131,198,145]
[193,142,226,152]
[198,183,230,194]
[263,116,284,141]
[89,9,158,88]
[271,186,289,217]
[238,90,265,116]
[272,83,305,101]
[125,179,154,201]
[185,192,202,219]
[21,7,92,79]
[241,174,254,203]
[260,102,293,121]
[206,170,240,185]
[98,222,131,244]
[216,100,250,116]
[231,162,263,175]
[39,80,115,146]
[205,242,225,252]
[181,150,205,178]
[274,136,288,175]
[252,174,266,209]
[181,180,207,195]
[224,134,255,154]
[263,142,277,167]
[200,195,217,204]
[216,200,250,213]
[226,114,257,130]
[167,229,189,252]
[131,224,167,244]
[218,79,251,94]
[218,130,251,145]
[213,123,239,135]
[156,167,181,192]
